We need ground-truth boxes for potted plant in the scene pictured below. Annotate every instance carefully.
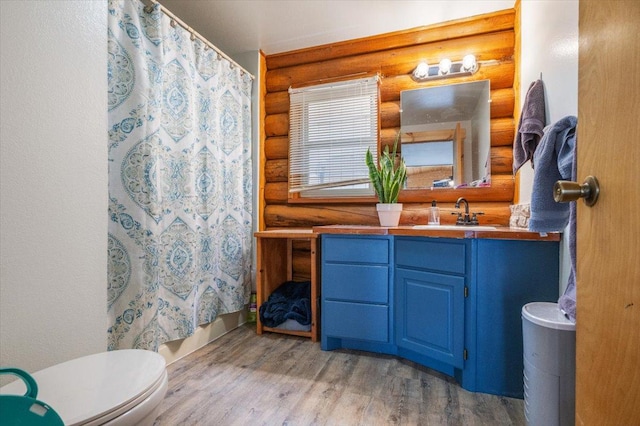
[365,134,407,226]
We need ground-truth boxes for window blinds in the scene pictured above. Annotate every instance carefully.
[288,76,379,195]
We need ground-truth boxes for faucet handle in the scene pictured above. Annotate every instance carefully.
[451,212,464,224]
[471,212,484,225]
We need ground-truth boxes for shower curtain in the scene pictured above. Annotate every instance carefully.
[107,0,253,351]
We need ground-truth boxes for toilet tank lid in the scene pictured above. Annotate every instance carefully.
[0,349,166,425]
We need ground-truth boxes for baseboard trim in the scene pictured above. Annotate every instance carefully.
[158,309,249,365]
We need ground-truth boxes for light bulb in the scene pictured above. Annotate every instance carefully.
[439,58,452,75]
[413,62,430,79]
[462,54,477,72]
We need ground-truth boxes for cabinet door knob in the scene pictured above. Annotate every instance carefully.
[553,175,600,206]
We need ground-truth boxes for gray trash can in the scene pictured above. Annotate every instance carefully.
[522,302,576,426]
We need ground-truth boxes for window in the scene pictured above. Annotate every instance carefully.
[288,76,379,199]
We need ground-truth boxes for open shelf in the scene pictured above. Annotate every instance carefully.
[254,229,319,342]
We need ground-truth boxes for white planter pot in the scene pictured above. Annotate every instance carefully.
[376,203,402,227]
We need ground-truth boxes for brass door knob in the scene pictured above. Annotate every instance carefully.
[553,175,600,206]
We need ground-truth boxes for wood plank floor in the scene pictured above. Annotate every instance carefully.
[154,324,525,425]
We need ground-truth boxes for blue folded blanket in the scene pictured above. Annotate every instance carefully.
[259,281,311,327]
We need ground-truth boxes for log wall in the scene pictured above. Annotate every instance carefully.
[260,9,517,237]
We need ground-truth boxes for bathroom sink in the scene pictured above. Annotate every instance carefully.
[412,224,497,231]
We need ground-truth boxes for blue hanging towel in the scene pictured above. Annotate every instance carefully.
[529,115,578,321]
[529,115,577,232]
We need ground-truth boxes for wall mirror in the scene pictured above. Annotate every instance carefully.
[400,80,491,189]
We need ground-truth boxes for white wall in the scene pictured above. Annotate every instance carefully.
[0,1,108,374]
[519,0,579,294]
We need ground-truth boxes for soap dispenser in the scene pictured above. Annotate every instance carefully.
[428,200,440,225]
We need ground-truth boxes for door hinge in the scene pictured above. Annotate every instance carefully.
[463,349,468,360]
[464,286,468,297]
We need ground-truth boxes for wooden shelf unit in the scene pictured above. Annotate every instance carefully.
[254,229,319,342]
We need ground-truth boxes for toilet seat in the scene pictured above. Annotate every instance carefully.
[1,350,168,425]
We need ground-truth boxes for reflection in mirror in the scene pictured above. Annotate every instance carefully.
[400,80,491,189]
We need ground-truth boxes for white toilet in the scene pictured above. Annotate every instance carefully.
[1,349,168,425]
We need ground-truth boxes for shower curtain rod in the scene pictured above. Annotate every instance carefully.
[140,0,255,80]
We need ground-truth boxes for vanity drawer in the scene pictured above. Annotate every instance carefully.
[396,238,467,274]
[322,236,390,264]
[323,264,389,303]
[323,300,389,342]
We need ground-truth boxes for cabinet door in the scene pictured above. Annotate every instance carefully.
[396,268,465,369]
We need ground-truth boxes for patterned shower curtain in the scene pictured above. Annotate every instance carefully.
[107,0,253,351]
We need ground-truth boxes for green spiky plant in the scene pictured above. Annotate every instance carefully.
[365,133,407,203]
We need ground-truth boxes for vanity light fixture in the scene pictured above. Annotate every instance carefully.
[412,54,478,81]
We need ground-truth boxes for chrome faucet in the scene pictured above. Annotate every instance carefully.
[455,197,469,214]
[453,197,483,225]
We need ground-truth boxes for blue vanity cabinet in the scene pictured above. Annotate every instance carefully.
[395,238,470,375]
[460,238,559,398]
[320,235,394,353]
[319,231,559,399]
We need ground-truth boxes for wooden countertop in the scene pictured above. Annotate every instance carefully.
[311,225,560,241]
[254,228,318,239]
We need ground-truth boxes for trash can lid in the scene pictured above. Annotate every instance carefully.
[522,302,576,331]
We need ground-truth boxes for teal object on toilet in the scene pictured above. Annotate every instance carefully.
[0,368,63,426]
